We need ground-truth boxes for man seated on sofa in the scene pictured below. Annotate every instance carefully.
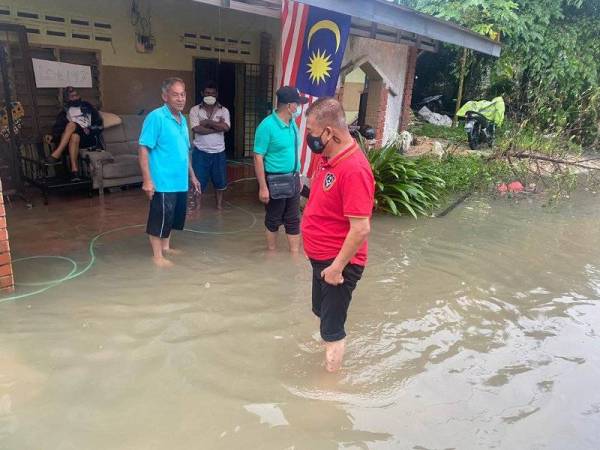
[46,86,103,181]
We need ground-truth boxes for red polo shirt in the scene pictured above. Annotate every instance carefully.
[301,142,375,266]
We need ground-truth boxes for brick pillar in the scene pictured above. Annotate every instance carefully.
[399,46,418,131]
[374,83,388,145]
[335,85,344,103]
[0,179,14,293]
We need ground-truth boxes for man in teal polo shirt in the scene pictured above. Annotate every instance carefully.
[138,77,200,267]
[253,86,307,252]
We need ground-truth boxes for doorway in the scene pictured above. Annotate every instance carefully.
[341,66,367,127]
[195,58,236,159]
[340,60,387,143]
[194,58,273,160]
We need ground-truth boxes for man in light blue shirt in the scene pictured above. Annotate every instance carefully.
[138,77,200,267]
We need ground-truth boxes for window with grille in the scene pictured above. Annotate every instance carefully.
[242,63,273,157]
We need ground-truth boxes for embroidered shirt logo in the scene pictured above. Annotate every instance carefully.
[323,172,336,191]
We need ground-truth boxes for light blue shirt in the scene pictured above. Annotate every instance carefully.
[139,104,190,192]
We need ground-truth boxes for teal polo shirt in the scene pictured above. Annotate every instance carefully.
[139,104,190,192]
[253,110,300,173]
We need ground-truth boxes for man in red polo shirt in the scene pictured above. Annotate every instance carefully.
[301,97,375,372]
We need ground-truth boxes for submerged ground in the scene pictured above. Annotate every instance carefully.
[1,187,599,449]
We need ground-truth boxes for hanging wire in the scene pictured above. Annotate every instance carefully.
[130,0,141,26]
[218,6,222,65]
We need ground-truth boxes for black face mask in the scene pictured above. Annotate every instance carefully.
[307,129,329,154]
[66,99,82,107]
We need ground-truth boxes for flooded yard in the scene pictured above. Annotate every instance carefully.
[1,188,599,449]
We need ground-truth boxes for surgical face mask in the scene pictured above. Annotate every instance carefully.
[306,129,329,154]
[290,104,302,119]
[203,96,217,106]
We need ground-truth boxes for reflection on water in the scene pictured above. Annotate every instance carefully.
[2,193,600,449]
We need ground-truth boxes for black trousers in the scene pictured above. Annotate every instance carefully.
[264,192,300,235]
[310,259,364,342]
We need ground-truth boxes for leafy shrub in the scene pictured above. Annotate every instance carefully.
[367,145,446,218]
[420,153,513,193]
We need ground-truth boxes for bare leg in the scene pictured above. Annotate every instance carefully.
[162,235,183,255]
[68,133,80,172]
[215,190,224,210]
[149,235,173,267]
[51,122,77,158]
[286,234,301,253]
[266,230,278,250]
[324,338,346,372]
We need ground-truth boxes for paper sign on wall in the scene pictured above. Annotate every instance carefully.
[31,58,92,88]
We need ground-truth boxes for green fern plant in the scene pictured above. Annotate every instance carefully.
[367,145,446,218]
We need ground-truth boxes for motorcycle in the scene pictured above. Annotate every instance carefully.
[350,124,376,153]
[415,94,444,114]
[464,111,496,150]
[457,96,505,150]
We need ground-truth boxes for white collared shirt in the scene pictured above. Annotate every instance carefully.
[67,106,91,129]
[189,103,230,153]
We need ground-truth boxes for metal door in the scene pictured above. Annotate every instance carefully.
[0,23,39,194]
[241,63,273,157]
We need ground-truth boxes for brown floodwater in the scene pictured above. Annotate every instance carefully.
[1,190,600,449]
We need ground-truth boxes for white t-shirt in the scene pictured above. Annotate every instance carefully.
[189,103,230,153]
[67,106,91,129]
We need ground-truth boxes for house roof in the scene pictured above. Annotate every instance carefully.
[192,0,502,57]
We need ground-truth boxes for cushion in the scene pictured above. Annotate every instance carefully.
[80,149,114,165]
[102,124,127,144]
[102,154,141,179]
[121,115,146,142]
[127,141,140,154]
[100,111,122,129]
[105,141,132,157]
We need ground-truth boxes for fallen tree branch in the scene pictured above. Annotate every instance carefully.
[507,152,600,171]
[436,191,472,218]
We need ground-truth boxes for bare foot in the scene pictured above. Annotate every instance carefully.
[153,256,174,268]
[163,248,183,256]
[324,339,346,373]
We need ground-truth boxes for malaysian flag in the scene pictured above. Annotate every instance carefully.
[280,0,351,177]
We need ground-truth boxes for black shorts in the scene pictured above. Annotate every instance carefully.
[74,125,98,148]
[146,191,187,238]
[264,192,300,235]
[310,259,364,342]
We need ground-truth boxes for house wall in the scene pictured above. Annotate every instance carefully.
[400,46,418,131]
[5,0,279,114]
[0,179,13,293]
[5,1,411,136]
[342,36,410,144]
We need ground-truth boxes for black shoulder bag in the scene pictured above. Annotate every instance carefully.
[266,125,301,199]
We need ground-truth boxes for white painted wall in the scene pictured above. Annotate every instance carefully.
[383,90,404,143]
[342,36,410,143]
[6,0,279,69]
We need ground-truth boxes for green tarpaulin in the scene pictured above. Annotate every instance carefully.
[456,96,505,126]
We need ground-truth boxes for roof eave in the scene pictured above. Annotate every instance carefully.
[298,0,502,57]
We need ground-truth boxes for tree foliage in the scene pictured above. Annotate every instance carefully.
[402,0,600,148]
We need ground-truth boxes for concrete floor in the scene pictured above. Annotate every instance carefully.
[5,163,256,259]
